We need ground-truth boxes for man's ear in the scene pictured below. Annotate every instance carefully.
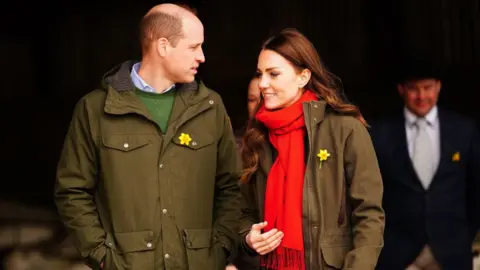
[156,37,169,57]
[435,80,442,93]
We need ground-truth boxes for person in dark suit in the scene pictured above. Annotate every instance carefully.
[371,54,480,270]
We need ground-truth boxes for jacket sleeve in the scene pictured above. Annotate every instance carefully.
[343,120,385,270]
[213,101,242,262]
[54,97,106,269]
[239,180,260,256]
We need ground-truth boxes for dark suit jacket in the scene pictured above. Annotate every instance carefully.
[370,108,480,270]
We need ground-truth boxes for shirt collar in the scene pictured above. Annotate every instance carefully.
[130,62,175,93]
[404,106,438,127]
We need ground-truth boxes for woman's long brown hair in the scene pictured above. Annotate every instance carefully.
[240,28,366,183]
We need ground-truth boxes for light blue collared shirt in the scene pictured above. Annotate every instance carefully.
[130,62,175,93]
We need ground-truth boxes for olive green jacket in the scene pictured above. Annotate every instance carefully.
[55,61,241,270]
[240,100,385,270]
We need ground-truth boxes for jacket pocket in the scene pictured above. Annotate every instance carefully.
[320,229,352,269]
[170,131,216,182]
[183,229,214,270]
[102,135,150,152]
[104,230,157,270]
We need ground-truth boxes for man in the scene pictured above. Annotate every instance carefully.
[371,54,480,270]
[54,4,241,270]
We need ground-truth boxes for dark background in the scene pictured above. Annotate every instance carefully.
[1,0,479,209]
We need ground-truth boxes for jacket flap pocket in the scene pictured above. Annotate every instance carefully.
[320,245,350,269]
[111,230,157,253]
[321,229,351,246]
[102,135,150,152]
[320,229,352,269]
[173,132,214,150]
[183,229,212,249]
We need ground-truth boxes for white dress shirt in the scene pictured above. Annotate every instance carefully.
[404,106,441,176]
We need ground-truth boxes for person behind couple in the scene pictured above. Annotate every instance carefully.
[234,77,261,150]
[239,28,385,270]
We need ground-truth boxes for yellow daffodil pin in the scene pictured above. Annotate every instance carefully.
[452,152,460,162]
[179,133,192,146]
[317,149,330,169]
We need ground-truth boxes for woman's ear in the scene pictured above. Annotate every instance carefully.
[298,69,311,88]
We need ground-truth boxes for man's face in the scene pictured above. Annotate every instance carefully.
[397,78,441,117]
[163,18,205,83]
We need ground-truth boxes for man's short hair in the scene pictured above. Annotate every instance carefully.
[139,4,197,52]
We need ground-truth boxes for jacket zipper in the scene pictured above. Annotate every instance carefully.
[304,103,314,269]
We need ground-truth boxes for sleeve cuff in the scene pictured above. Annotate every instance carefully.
[240,232,258,256]
[86,244,107,270]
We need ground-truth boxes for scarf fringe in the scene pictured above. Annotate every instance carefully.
[260,247,305,270]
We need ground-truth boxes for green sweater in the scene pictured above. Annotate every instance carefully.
[135,88,176,133]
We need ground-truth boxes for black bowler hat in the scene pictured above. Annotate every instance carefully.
[394,50,444,84]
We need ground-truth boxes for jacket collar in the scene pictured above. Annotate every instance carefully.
[303,99,327,127]
[257,99,328,175]
[102,61,210,117]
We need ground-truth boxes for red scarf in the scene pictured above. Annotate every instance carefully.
[255,90,317,270]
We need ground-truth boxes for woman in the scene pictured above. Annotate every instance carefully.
[230,76,262,270]
[239,28,385,270]
[235,77,262,150]
[229,78,262,270]
[247,77,261,119]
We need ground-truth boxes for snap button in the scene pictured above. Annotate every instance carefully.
[146,242,152,248]
[209,100,214,105]
[191,141,197,146]
[123,143,129,148]
[165,254,170,259]
[162,209,168,214]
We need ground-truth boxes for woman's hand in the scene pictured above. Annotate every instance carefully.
[245,221,284,255]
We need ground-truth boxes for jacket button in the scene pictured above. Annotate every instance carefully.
[162,209,168,214]
[165,254,170,259]
[187,241,192,247]
[313,104,318,108]
[159,164,164,168]
[123,143,129,148]
[191,141,197,146]
[209,100,214,105]
[146,242,152,248]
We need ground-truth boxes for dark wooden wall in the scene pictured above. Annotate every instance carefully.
[1,0,479,206]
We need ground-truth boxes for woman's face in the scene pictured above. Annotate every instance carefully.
[256,49,309,110]
[247,78,261,118]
